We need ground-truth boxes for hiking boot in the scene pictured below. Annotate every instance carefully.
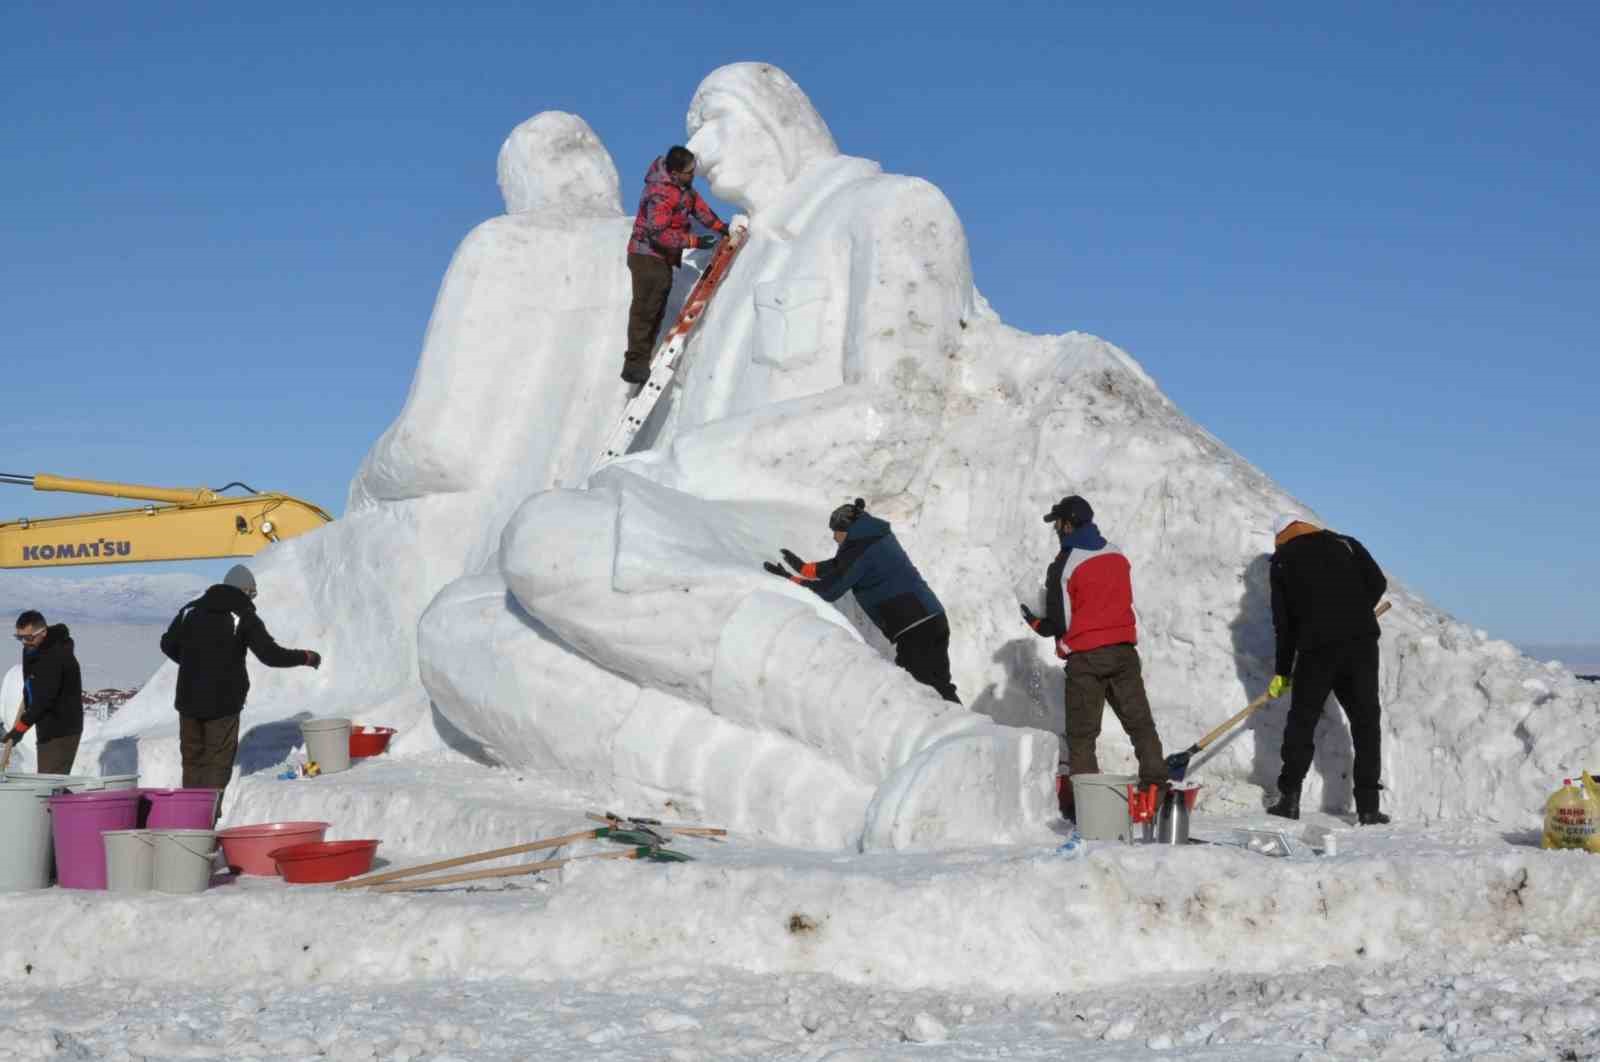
[1357,810,1391,826]
[620,361,650,385]
[1267,790,1300,820]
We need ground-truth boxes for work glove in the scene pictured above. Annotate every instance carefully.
[304,650,322,670]
[1268,674,1291,698]
[1019,603,1039,627]
[762,561,789,579]
[780,548,806,573]
[696,231,721,251]
[2,727,24,747]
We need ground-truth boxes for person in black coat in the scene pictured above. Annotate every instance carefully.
[5,610,84,774]
[1266,514,1390,825]
[765,499,960,703]
[159,565,320,802]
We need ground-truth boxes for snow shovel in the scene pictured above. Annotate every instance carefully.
[1166,600,1392,780]
[372,844,692,893]
[333,825,664,890]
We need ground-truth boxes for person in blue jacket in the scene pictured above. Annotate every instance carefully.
[764,499,960,703]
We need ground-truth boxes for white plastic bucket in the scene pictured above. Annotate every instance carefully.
[0,781,59,891]
[299,718,352,775]
[104,829,157,891]
[1070,773,1138,842]
[2,773,138,791]
[151,829,218,894]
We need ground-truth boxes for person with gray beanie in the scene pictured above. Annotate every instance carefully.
[159,564,320,814]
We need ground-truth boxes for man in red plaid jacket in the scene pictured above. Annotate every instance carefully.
[622,145,728,384]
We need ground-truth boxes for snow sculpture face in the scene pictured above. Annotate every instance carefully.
[497,111,621,215]
[686,63,838,214]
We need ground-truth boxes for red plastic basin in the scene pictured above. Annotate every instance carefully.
[218,821,332,876]
[268,840,380,884]
[348,726,397,759]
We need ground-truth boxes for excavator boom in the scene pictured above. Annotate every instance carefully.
[0,473,332,568]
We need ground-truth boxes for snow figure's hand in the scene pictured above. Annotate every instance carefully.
[729,214,750,239]
[780,548,806,573]
[1268,674,1291,698]
[762,561,790,579]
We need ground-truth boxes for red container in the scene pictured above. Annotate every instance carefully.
[348,726,397,759]
[218,821,332,875]
[268,840,380,883]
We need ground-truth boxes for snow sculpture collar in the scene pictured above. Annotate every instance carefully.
[497,111,621,216]
[686,63,839,216]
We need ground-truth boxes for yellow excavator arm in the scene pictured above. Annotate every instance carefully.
[0,472,333,568]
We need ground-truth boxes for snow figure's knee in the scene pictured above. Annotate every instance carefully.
[501,486,619,606]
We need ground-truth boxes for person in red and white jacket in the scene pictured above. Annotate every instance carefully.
[1021,496,1168,802]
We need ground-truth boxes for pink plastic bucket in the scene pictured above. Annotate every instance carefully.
[218,822,331,876]
[48,789,142,889]
[141,788,220,830]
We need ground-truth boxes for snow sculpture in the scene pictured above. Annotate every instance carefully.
[83,113,639,777]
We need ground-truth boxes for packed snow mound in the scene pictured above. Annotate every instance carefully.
[83,64,1597,848]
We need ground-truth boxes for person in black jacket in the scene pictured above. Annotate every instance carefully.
[764,499,960,703]
[1266,514,1390,825]
[5,610,84,774]
[159,565,320,802]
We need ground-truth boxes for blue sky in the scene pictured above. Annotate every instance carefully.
[3,2,1595,646]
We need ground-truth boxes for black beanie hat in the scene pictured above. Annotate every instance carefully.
[829,498,866,532]
[1043,495,1093,527]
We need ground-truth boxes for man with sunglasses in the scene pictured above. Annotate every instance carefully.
[5,610,84,774]
[160,564,321,808]
[622,144,731,384]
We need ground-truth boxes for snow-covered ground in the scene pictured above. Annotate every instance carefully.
[3,760,1599,1060]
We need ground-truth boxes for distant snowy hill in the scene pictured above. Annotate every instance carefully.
[0,571,207,688]
[0,570,206,623]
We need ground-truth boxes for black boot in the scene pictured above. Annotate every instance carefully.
[620,358,650,385]
[1354,786,1387,826]
[1267,790,1300,820]
[1357,810,1391,826]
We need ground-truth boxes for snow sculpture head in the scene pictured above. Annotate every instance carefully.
[497,111,621,215]
[686,63,839,214]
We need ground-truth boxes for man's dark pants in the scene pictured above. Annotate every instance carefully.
[894,614,961,704]
[36,733,80,775]
[1277,637,1382,813]
[180,714,240,820]
[625,253,674,376]
[1064,643,1168,786]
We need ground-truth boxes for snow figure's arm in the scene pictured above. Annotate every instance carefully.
[1269,557,1297,676]
[690,190,726,233]
[841,177,973,391]
[1344,535,1388,606]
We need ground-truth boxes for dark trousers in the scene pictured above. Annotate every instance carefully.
[1064,643,1168,786]
[625,253,674,370]
[1277,637,1382,811]
[180,714,240,817]
[894,613,961,704]
[36,733,80,775]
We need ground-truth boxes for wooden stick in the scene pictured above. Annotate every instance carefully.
[0,697,23,774]
[335,828,601,890]
[372,848,641,893]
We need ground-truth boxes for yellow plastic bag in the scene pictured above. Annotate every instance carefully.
[1542,773,1600,851]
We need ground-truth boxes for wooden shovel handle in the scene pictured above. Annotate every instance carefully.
[1,697,22,772]
[335,828,599,890]
[1194,600,1391,754]
[372,848,639,893]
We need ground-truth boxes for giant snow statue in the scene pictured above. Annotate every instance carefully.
[79,113,640,781]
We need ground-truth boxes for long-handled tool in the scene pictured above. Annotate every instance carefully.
[1166,600,1392,780]
[372,844,691,894]
[334,825,663,890]
[586,810,727,838]
[0,697,23,777]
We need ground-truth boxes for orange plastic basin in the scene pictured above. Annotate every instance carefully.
[268,840,380,884]
[348,726,397,759]
[218,821,331,876]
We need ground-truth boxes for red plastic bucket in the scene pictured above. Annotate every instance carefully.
[48,790,142,889]
[348,726,396,759]
[218,822,331,876]
[268,840,380,884]
[141,788,220,830]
